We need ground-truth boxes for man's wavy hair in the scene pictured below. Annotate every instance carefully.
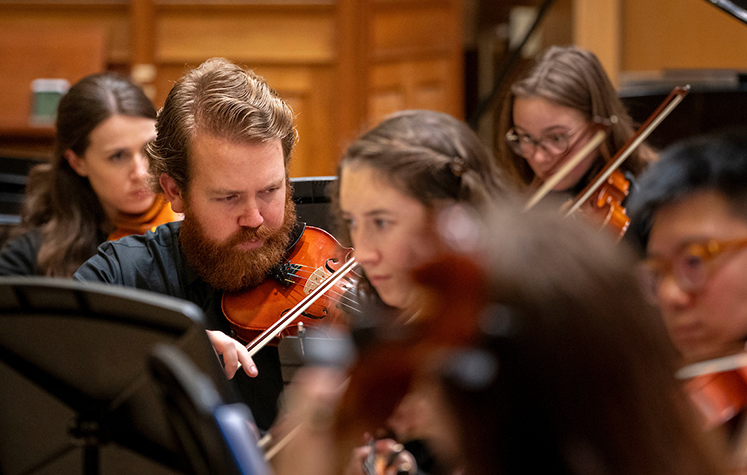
[147,57,296,194]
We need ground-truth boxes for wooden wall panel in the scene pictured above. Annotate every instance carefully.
[572,0,620,87]
[157,8,336,64]
[622,0,747,72]
[0,25,106,157]
[0,5,130,64]
[0,1,465,177]
[371,4,456,59]
[369,58,453,126]
[366,0,464,129]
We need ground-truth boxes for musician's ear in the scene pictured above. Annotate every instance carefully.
[160,173,185,213]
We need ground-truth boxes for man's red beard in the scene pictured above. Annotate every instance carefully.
[178,193,297,292]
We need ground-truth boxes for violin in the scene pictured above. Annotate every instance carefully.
[563,85,690,238]
[525,85,690,239]
[333,208,488,456]
[573,168,631,240]
[222,226,358,355]
[677,353,747,430]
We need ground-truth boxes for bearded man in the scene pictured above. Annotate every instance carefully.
[74,57,299,430]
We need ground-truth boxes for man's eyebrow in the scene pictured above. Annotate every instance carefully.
[208,187,243,195]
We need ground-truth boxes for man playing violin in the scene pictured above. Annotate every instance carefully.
[74,57,299,430]
[629,129,747,468]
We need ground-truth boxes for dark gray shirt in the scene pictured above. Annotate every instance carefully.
[74,220,298,430]
[0,228,42,276]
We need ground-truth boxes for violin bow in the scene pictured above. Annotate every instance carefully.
[676,352,747,380]
[564,85,690,217]
[523,121,612,212]
[244,256,358,358]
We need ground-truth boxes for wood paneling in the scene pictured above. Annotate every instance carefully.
[0,1,464,177]
[366,0,464,129]
[573,0,620,87]
[622,0,747,72]
[369,58,454,126]
[371,5,456,59]
[0,25,106,157]
[157,7,336,64]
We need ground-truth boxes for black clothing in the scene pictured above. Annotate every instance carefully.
[74,220,304,430]
[0,228,42,276]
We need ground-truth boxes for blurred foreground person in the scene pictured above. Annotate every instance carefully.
[272,201,728,475]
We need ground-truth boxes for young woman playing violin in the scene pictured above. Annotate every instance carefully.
[335,109,506,472]
[335,109,506,313]
[497,46,657,236]
[272,199,730,475]
[268,110,507,475]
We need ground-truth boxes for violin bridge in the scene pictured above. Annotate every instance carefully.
[304,266,330,294]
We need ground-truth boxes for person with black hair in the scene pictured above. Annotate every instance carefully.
[628,129,747,469]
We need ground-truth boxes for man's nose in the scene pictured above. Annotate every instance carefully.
[238,202,264,229]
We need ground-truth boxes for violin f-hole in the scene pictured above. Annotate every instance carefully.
[280,307,328,321]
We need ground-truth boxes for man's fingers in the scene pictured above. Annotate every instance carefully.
[206,330,255,379]
[234,340,258,377]
[222,344,239,379]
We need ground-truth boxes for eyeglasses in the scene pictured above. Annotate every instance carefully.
[638,237,747,304]
[505,121,589,159]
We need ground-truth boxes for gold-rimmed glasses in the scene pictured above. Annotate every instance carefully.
[639,237,747,304]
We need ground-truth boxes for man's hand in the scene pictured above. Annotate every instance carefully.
[206,330,258,378]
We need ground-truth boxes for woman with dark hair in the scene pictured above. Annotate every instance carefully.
[300,108,507,473]
[497,46,656,220]
[0,72,178,276]
[333,109,506,313]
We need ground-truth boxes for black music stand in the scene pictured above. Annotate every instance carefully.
[706,0,747,24]
[0,277,232,475]
[149,344,269,475]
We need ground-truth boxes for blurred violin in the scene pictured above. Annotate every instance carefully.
[677,353,747,430]
[563,85,690,239]
[222,225,359,357]
[334,207,488,451]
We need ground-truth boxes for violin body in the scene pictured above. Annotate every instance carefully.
[581,169,630,240]
[687,369,747,430]
[222,226,355,345]
[680,353,747,430]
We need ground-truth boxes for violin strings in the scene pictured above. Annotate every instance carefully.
[277,276,362,314]
[276,263,364,314]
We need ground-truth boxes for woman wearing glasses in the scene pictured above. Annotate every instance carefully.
[629,129,747,471]
[497,46,656,207]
